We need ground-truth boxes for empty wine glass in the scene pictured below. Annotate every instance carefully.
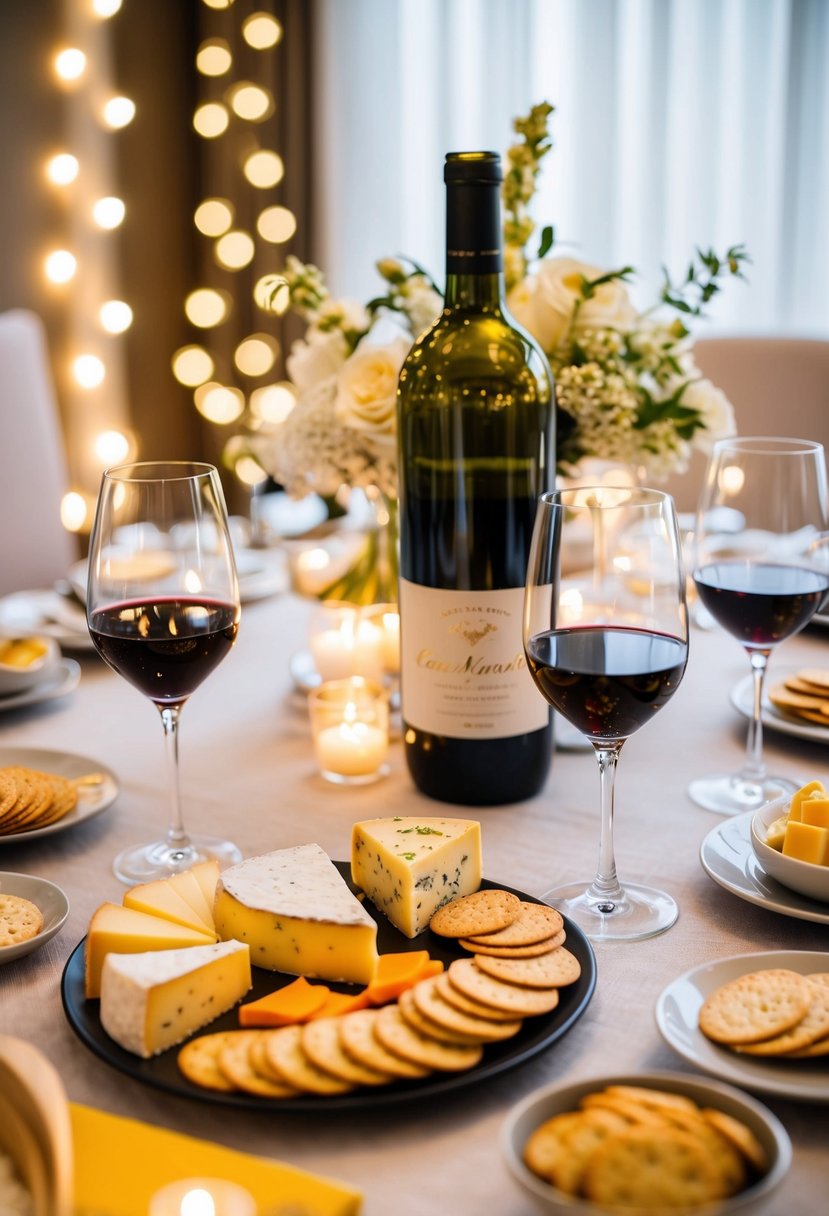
[86,461,243,883]
[688,436,829,815]
[524,486,689,942]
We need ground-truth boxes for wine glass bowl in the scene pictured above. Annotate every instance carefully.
[524,486,689,942]
[86,461,242,883]
[688,437,829,816]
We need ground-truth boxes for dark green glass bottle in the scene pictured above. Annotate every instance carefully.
[397,151,555,805]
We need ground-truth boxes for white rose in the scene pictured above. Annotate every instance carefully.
[286,329,348,392]
[683,377,737,451]
[334,336,411,446]
[401,278,443,335]
[508,256,637,354]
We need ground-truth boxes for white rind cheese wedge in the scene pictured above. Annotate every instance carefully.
[85,903,217,999]
[351,816,483,938]
[99,940,252,1058]
[214,843,379,984]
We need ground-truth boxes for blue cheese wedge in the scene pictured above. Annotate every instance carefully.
[351,817,483,938]
[99,939,251,1058]
[214,843,379,984]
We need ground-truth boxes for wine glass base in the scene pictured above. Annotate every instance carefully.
[688,772,797,816]
[113,834,243,885]
[542,881,678,943]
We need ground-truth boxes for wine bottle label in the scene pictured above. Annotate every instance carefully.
[399,578,548,739]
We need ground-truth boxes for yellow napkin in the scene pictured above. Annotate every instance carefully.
[70,1103,362,1216]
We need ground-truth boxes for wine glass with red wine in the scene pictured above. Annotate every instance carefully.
[688,436,829,815]
[86,461,243,883]
[524,486,689,941]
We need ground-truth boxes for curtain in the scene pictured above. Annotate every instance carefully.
[311,0,829,336]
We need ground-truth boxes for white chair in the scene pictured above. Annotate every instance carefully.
[663,336,829,512]
[0,310,78,596]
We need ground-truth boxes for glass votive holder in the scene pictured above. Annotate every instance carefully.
[308,600,384,683]
[148,1177,257,1216]
[360,602,400,676]
[308,676,390,784]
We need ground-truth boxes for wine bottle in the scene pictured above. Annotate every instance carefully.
[397,150,555,805]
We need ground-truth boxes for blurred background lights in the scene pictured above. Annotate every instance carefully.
[235,455,269,486]
[99,300,133,334]
[172,345,215,387]
[243,150,284,188]
[196,39,233,77]
[185,288,228,327]
[242,14,283,50]
[54,48,87,82]
[257,205,297,244]
[215,229,255,269]
[250,382,296,424]
[47,153,79,185]
[234,335,277,377]
[202,0,235,10]
[254,274,289,313]
[60,491,88,533]
[195,384,245,424]
[102,95,136,129]
[194,198,234,237]
[229,83,272,122]
[94,429,131,464]
[73,354,106,388]
[92,0,123,16]
[45,249,77,283]
[92,196,126,228]
[193,103,229,139]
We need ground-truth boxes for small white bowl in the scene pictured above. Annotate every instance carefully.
[751,797,829,904]
[0,872,70,964]
[0,634,60,696]
[501,1071,791,1215]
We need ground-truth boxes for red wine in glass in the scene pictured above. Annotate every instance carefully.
[693,563,829,647]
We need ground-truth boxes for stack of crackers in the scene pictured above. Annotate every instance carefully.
[0,766,79,836]
[768,668,829,728]
[177,888,581,1099]
[700,968,829,1060]
[523,1083,769,1209]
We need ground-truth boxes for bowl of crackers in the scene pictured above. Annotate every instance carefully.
[501,1072,791,1214]
[0,635,60,697]
[750,781,829,904]
[0,872,70,964]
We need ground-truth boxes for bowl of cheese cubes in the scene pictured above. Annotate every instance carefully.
[0,635,60,696]
[751,779,829,903]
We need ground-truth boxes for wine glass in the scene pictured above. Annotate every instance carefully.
[524,486,689,942]
[86,461,243,883]
[688,436,829,815]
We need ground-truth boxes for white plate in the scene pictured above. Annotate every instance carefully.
[730,669,829,745]
[0,660,81,714]
[68,549,287,607]
[699,810,829,925]
[0,747,118,844]
[0,591,93,651]
[0,872,70,963]
[655,949,829,1102]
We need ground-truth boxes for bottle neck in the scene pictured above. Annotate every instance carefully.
[444,272,504,309]
[444,179,504,310]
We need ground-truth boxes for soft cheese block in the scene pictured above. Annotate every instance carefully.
[214,843,379,984]
[351,816,483,938]
[85,903,217,998]
[99,940,252,1058]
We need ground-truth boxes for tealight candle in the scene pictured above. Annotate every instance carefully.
[308,677,390,784]
[309,602,383,682]
[361,603,400,675]
[148,1178,256,1216]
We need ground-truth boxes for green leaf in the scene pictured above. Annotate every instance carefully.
[537,225,555,259]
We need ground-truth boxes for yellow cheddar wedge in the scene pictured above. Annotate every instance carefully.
[800,798,829,830]
[165,868,216,931]
[351,816,483,938]
[782,820,829,866]
[99,940,251,1057]
[123,879,217,938]
[788,780,826,821]
[189,859,221,914]
[85,903,216,999]
[214,844,378,984]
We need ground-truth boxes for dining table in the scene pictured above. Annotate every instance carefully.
[1,579,827,1215]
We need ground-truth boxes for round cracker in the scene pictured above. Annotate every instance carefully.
[263,1024,354,1094]
[446,958,561,1016]
[218,1031,299,1097]
[0,893,44,947]
[374,1003,483,1071]
[699,969,812,1045]
[458,929,566,958]
[177,1031,240,1092]
[736,976,829,1055]
[474,945,581,989]
[396,986,485,1045]
[429,889,521,938]
[583,1124,722,1209]
[702,1108,769,1174]
[465,901,564,947]
[338,1008,430,1080]
[410,975,523,1043]
[794,668,829,690]
[434,969,523,1022]
[301,1018,392,1086]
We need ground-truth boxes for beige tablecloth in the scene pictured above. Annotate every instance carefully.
[0,591,827,1214]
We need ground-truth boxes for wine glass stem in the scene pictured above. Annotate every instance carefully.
[741,650,769,784]
[587,743,626,907]
[158,704,191,852]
